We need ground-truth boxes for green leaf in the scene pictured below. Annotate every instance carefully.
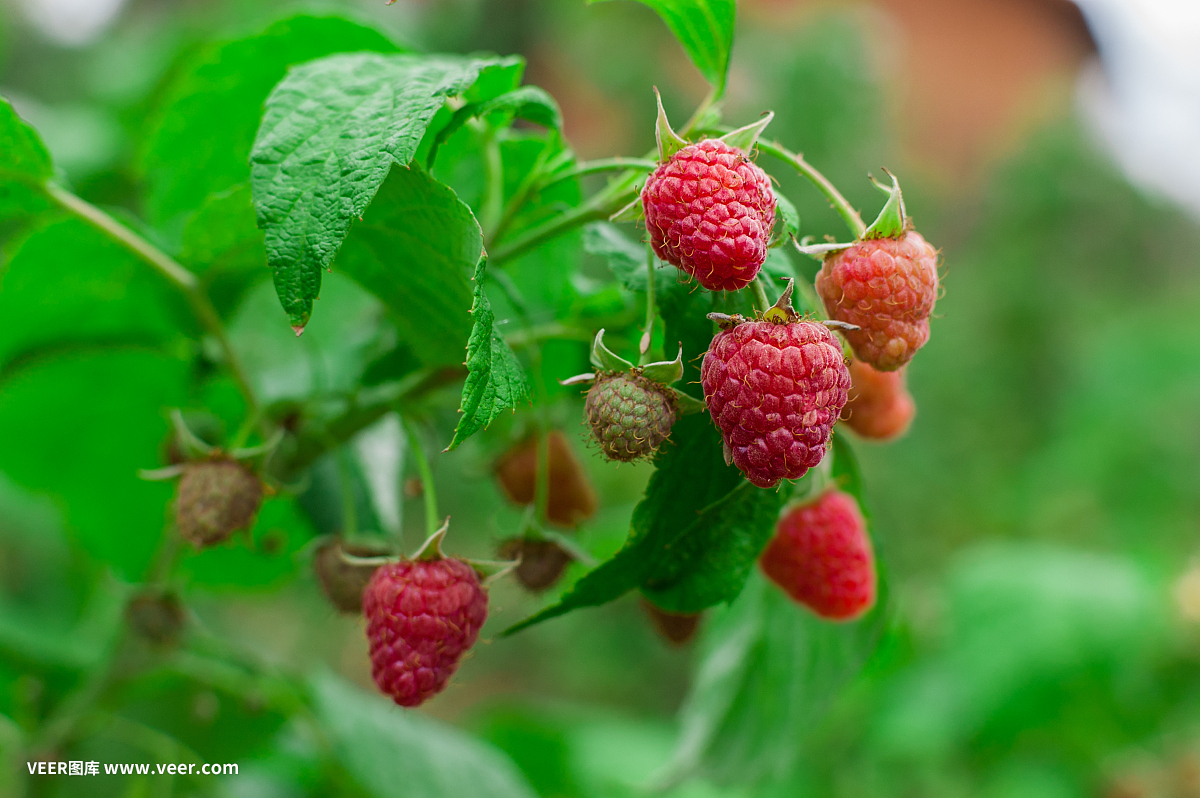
[505,414,783,632]
[178,183,266,316]
[583,222,676,296]
[0,217,189,373]
[445,258,530,451]
[590,0,735,96]
[310,672,539,798]
[226,274,396,406]
[428,86,562,166]
[770,191,800,247]
[0,95,55,244]
[0,350,190,577]
[250,51,522,328]
[659,568,888,788]
[140,15,400,226]
[335,167,478,366]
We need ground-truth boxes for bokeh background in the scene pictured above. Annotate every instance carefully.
[3,0,1200,796]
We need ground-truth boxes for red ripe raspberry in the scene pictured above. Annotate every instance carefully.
[642,139,776,292]
[760,490,875,620]
[363,558,488,708]
[843,358,915,440]
[701,319,850,488]
[815,232,938,371]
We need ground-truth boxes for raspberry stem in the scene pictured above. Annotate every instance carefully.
[749,139,867,239]
[639,244,658,365]
[402,417,439,539]
[750,276,772,314]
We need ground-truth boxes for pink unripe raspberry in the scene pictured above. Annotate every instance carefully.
[815,232,938,371]
[642,139,776,292]
[843,358,915,441]
[760,490,875,620]
[700,319,850,488]
[363,557,488,708]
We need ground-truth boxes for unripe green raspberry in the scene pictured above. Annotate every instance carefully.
[584,373,677,462]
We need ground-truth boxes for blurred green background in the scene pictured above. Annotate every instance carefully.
[3,0,1200,796]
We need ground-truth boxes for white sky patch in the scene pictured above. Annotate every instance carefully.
[1074,0,1200,218]
[18,0,129,47]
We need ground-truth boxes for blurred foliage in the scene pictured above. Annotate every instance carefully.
[2,0,1200,797]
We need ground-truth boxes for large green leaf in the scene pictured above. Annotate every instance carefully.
[0,350,190,577]
[445,257,530,451]
[0,95,54,245]
[583,221,678,296]
[335,167,478,366]
[660,567,889,788]
[589,0,735,96]
[310,673,539,798]
[250,51,522,328]
[178,183,266,316]
[140,15,399,226]
[0,217,188,373]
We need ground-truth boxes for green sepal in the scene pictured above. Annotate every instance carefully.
[862,169,907,240]
[719,111,773,154]
[412,518,449,560]
[590,329,635,372]
[609,194,644,223]
[792,236,853,261]
[762,278,799,324]
[655,88,687,161]
[671,387,706,416]
[640,345,684,385]
[769,193,800,248]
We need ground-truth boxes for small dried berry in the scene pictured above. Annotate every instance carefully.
[314,540,391,614]
[498,537,573,592]
[175,458,263,548]
[494,431,598,527]
[640,598,703,646]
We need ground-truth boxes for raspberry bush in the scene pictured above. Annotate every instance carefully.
[0,0,954,794]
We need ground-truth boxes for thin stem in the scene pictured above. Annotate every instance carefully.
[335,449,359,539]
[402,417,439,539]
[542,157,658,188]
[45,183,262,418]
[479,131,505,241]
[752,140,867,239]
[679,87,718,138]
[490,169,642,266]
[29,624,128,755]
[750,276,772,314]
[488,137,567,246]
[639,245,657,365]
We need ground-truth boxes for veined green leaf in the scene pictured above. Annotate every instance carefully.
[140,15,399,226]
[0,95,55,245]
[310,672,539,798]
[250,51,522,328]
[445,257,530,451]
[589,0,735,96]
[336,168,478,367]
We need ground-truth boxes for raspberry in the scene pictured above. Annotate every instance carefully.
[498,538,573,592]
[760,490,875,620]
[494,431,598,527]
[640,598,702,646]
[642,139,776,291]
[585,372,677,462]
[364,557,488,708]
[700,319,850,488]
[175,458,263,548]
[314,540,390,614]
[843,358,915,440]
[815,231,938,371]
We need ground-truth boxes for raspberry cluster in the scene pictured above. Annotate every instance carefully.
[363,558,488,708]
[642,139,776,292]
[816,232,939,371]
[701,319,850,488]
[760,490,876,620]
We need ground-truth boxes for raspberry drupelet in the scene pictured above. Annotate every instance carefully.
[642,139,776,292]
